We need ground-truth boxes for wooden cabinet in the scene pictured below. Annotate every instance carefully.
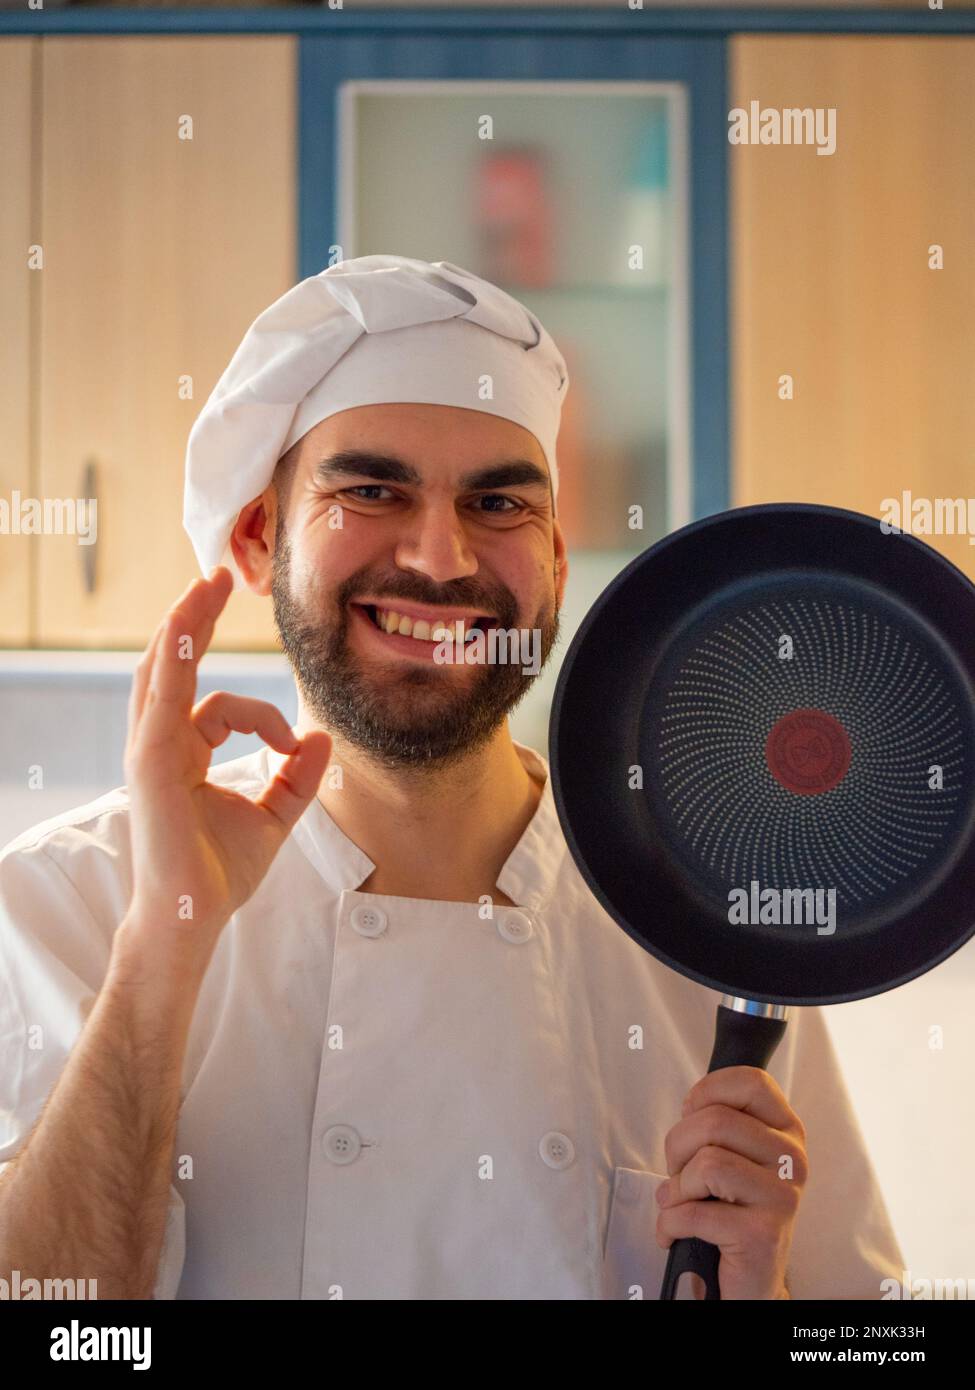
[730,35,975,581]
[9,35,297,649]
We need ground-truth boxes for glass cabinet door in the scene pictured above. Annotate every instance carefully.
[338,81,691,751]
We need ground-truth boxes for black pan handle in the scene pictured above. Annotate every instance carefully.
[659,999,789,1301]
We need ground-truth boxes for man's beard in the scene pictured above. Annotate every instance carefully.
[271,531,561,771]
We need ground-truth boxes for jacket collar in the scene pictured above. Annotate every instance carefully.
[264,739,566,913]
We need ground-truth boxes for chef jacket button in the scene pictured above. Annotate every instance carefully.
[497,909,533,944]
[323,1124,362,1165]
[350,904,388,937]
[539,1131,575,1170]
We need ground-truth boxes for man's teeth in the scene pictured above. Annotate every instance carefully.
[373,607,483,642]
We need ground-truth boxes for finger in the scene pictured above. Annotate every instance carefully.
[183,568,235,684]
[665,1103,805,1178]
[680,1066,796,1133]
[127,618,167,752]
[137,567,230,722]
[661,1146,800,1212]
[656,1190,774,1254]
[145,569,234,718]
[256,731,332,833]
[128,570,214,735]
[192,692,301,753]
[164,568,234,692]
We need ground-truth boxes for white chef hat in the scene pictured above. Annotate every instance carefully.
[183,254,569,586]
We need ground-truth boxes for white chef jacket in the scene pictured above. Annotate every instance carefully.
[0,739,905,1300]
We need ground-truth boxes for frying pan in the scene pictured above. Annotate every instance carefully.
[548,502,975,1300]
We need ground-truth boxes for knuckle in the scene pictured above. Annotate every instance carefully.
[777,1137,808,1187]
[682,1199,705,1236]
[701,1106,731,1145]
[747,1068,769,1103]
[698,1144,731,1185]
[194,688,230,713]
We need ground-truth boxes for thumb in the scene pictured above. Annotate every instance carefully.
[257,730,333,834]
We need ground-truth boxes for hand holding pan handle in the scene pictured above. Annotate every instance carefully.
[660,997,790,1301]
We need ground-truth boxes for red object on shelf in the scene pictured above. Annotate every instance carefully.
[475,147,554,287]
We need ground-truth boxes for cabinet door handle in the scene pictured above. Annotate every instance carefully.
[81,457,98,594]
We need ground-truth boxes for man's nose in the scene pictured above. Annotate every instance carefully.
[393,502,479,582]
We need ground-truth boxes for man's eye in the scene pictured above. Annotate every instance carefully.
[341,485,395,501]
[476,494,521,514]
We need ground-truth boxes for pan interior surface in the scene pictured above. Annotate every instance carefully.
[642,570,974,928]
[551,510,975,1003]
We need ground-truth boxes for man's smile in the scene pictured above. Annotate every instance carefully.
[348,601,489,663]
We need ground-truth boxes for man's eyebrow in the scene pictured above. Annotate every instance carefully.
[460,459,551,493]
[315,452,422,487]
[314,451,551,495]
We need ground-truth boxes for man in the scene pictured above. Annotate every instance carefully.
[0,256,903,1299]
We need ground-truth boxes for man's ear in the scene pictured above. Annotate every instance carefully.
[553,519,569,609]
[230,487,277,596]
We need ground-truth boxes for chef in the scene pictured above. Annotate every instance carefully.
[0,256,904,1300]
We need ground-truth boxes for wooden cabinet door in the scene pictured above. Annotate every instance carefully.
[731,35,975,581]
[0,39,36,646]
[37,36,296,648]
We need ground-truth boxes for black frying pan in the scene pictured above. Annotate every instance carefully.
[549,503,975,1299]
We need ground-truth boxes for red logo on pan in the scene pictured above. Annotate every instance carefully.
[765,708,851,795]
